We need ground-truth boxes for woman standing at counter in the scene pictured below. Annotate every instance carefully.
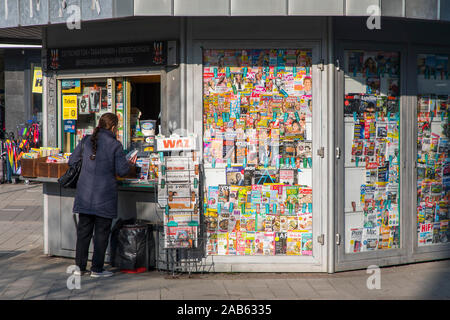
[69,113,130,278]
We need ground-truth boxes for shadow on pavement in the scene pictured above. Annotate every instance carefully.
[0,251,26,260]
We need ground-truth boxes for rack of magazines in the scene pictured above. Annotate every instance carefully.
[156,135,214,275]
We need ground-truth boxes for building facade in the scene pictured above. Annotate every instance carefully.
[1,0,449,272]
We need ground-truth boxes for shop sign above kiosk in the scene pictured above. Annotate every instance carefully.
[46,41,178,71]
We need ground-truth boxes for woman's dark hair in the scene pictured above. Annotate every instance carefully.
[90,112,119,160]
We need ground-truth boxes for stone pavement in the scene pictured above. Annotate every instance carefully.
[0,182,449,300]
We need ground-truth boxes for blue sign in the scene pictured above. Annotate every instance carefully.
[64,120,76,133]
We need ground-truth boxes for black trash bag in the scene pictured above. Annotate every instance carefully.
[110,219,148,270]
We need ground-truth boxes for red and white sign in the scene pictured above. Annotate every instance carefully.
[420,223,433,233]
[156,136,197,151]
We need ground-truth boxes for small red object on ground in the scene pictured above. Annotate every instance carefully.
[120,267,147,274]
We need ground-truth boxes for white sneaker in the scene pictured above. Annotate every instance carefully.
[90,270,113,278]
[73,270,90,276]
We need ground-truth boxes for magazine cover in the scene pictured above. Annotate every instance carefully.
[245,232,255,255]
[258,129,271,165]
[168,186,194,210]
[298,188,313,205]
[229,186,240,205]
[235,140,247,163]
[366,77,380,95]
[205,209,218,232]
[418,223,433,246]
[218,212,229,233]
[379,226,391,250]
[240,210,256,232]
[223,131,236,160]
[351,140,364,162]
[255,232,265,255]
[207,232,217,255]
[264,214,275,232]
[439,220,449,243]
[296,141,312,160]
[349,228,363,253]
[165,157,192,171]
[275,232,287,255]
[287,216,299,231]
[238,186,251,204]
[229,210,240,233]
[246,210,257,232]
[363,209,377,228]
[236,232,246,256]
[217,232,228,255]
[165,226,197,249]
[432,222,441,244]
[347,51,364,74]
[89,87,100,113]
[100,87,108,110]
[165,171,194,183]
[281,140,296,159]
[244,166,255,185]
[286,231,302,255]
[210,139,224,164]
[164,211,199,227]
[250,185,262,205]
[344,94,361,115]
[218,185,230,203]
[247,139,259,165]
[253,168,279,185]
[228,232,237,255]
[279,216,289,232]
[279,169,296,185]
[273,215,281,232]
[284,186,299,213]
[298,212,313,231]
[263,232,275,256]
[226,165,245,185]
[301,232,313,256]
[79,89,90,115]
[362,227,379,251]
[256,212,266,232]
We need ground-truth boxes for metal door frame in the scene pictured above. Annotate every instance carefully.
[409,44,450,261]
[334,40,410,272]
[191,40,328,272]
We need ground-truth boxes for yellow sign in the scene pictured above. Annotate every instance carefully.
[32,67,43,94]
[62,95,78,120]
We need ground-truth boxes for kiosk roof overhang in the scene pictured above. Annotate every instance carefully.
[0,0,449,31]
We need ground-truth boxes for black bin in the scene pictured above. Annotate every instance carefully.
[110,219,148,272]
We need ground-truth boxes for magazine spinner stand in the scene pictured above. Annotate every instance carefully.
[156,136,214,276]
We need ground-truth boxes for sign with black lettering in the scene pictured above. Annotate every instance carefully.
[47,41,174,71]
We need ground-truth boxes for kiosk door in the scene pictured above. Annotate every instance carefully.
[335,43,408,271]
[198,41,327,272]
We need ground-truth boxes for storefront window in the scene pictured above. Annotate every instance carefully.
[31,65,43,126]
[416,53,450,246]
[343,50,401,253]
[60,78,127,152]
[203,49,313,256]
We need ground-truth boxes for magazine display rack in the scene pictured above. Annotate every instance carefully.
[156,135,214,275]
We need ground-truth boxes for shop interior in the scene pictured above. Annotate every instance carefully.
[60,74,162,184]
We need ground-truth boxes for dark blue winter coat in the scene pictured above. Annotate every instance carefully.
[68,128,130,219]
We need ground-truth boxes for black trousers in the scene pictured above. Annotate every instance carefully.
[75,213,113,273]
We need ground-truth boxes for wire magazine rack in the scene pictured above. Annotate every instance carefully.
[156,149,214,276]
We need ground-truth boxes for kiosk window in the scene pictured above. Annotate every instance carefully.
[202,49,314,256]
[343,50,401,253]
[416,53,450,247]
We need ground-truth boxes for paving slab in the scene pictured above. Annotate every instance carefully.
[0,183,450,300]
